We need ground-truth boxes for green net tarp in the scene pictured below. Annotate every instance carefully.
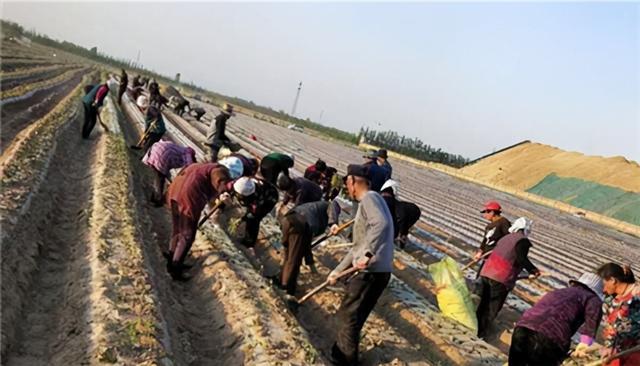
[527,173,640,226]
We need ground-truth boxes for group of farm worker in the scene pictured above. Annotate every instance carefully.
[84,74,638,366]
[101,74,423,365]
[474,200,639,365]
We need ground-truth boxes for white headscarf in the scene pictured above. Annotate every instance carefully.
[509,217,532,236]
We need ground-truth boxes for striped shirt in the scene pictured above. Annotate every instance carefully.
[142,141,194,176]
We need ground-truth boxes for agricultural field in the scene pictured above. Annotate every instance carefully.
[1,35,638,366]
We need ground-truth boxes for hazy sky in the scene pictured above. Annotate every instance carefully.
[2,2,638,161]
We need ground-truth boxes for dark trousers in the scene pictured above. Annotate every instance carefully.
[259,157,287,185]
[118,86,126,104]
[332,272,391,366]
[208,138,230,162]
[476,276,510,338]
[169,201,198,266]
[82,103,97,139]
[243,182,278,247]
[151,169,166,204]
[509,327,566,366]
[244,216,262,247]
[280,213,313,295]
[396,201,421,237]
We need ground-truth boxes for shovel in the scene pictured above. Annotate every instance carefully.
[97,112,110,133]
[130,119,158,150]
[198,200,225,229]
[310,219,355,249]
[460,250,493,271]
[295,252,373,306]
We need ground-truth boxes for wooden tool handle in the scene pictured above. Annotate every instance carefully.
[461,250,493,271]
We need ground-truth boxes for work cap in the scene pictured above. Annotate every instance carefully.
[380,179,399,195]
[377,149,388,159]
[219,156,244,179]
[509,217,532,236]
[481,200,502,213]
[233,177,256,197]
[346,164,369,180]
[570,273,604,300]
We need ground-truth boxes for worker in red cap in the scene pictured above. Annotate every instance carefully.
[474,201,511,261]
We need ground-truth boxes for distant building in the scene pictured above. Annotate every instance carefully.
[175,73,181,83]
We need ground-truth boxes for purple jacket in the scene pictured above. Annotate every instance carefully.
[517,285,603,351]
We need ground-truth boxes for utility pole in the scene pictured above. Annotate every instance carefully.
[136,50,141,68]
[319,110,324,122]
[291,81,302,117]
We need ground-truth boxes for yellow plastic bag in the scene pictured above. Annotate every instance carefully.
[429,256,478,332]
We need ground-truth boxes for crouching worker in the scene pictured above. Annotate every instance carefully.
[509,272,603,365]
[142,141,196,206]
[231,177,279,252]
[165,162,233,280]
[277,199,341,295]
[328,164,394,366]
[476,217,541,339]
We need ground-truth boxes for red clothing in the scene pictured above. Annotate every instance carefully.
[95,85,109,104]
[481,231,538,289]
[167,163,231,220]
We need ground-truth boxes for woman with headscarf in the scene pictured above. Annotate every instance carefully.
[476,217,541,339]
[510,272,604,365]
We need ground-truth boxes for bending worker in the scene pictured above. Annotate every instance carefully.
[231,176,280,251]
[165,162,234,280]
[277,199,341,295]
[81,81,110,139]
[259,152,294,185]
[510,272,603,365]
[142,141,196,206]
[328,164,394,365]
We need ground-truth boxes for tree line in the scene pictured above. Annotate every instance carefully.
[358,128,470,168]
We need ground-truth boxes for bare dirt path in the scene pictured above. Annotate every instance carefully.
[3,116,100,365]
[117,106,245,365]
[0,69,88,154]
